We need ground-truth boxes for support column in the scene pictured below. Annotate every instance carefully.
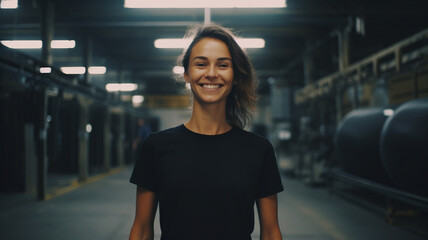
[104,109,111,171]
[77,97,90,181]
[35,88,48,200]
[41,0,54,65]
[395,47,402,72]
[303,54,314,86]
[337,30,350,73]
[83,36,93,83]
[117,111,125,166]
[204,8,211,24]
[335,83,343,124]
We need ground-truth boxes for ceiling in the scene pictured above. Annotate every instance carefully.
[1,0,428,96]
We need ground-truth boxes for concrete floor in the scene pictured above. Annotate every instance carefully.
[0,167,425,240]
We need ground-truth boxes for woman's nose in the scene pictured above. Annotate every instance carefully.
[205,65,218,78]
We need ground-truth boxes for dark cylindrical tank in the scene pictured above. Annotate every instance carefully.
[380,98,428,196]
[334,108,391,184]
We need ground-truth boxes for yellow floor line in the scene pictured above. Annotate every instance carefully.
[45,167,126,201]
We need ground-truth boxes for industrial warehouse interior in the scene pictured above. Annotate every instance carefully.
[1,0,428,239]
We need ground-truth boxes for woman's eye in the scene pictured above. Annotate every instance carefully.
[195,62,206,67]
[218,63,230,68]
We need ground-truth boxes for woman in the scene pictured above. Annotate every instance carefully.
[129,24,283,240]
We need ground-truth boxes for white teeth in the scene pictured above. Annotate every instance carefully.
[203,84,220,89]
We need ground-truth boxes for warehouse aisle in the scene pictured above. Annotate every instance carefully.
[0,167,425,240]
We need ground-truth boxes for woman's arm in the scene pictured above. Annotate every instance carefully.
[256,194,282,240]
[129,186,158,240]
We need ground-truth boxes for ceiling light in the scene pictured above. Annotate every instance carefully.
[155,38,265,49]
[1,40,76,49]
[40,67,52,74]
[155,39,191,49]
[1,0,18,9]
[51,40,76,49]
[106,83,138,92]
[124,0,286,8]
[173,66,185,74]
[132,95,144,103]
[86,124,92,133]
[1,40,42,49]
[383,109,394,117]
[88,66,107,74]
[236,38,265,48]
[61,67,86,74]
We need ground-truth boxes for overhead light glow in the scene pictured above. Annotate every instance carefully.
[106,83,138,92]
[40,67,52,74]
[155,39,192,49]
[61,67,86,74]
[173,66,185,74]
[1,0,18,9]
[383,109,394,117]
[236,38,265,48]
[125,0,286,8]
[155,38,265,49]
[1,40,76,49]
[51,40,76,49]
[132,95,144,104]
[86,124,92,133]
[1,40,41,49]
[88,66,107,74]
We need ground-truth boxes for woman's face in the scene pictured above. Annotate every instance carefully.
[184,37,234,106]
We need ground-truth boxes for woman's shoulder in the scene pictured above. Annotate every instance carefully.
[233,126,272,147]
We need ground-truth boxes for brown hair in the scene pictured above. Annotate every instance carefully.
[178,23,258,129]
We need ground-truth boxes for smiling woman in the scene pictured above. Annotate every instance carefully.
[129,23,284,240]
[179,24,258,129]
[184,38,234,108]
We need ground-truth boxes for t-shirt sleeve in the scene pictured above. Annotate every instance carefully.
[255,140,284,199]
[129,136,157,192]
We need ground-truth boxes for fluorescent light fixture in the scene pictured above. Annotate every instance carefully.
[155,38,265,49]
[132,95,144,104]
[88,66,107,74]
[155,39,191,49]
[39,67,52,74]
[1,40,76,49]
[1,40,41,49]
[106,83,138,92]
[125,0,286,8]
[51,40,76,49]
[1,0,18,9]
[236,38,265,48]
[61,67,86,74]
[173,66,185,74]
[60,66,107,75]
[383,109,394,117]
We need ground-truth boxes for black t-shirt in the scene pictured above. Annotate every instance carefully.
[130,124,284,240]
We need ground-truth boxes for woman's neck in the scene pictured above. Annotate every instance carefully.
[185,100,232,135]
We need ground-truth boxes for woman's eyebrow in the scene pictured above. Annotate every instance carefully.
[217,57,232,61]
[192,56,232,61]
[192,56,208,61]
